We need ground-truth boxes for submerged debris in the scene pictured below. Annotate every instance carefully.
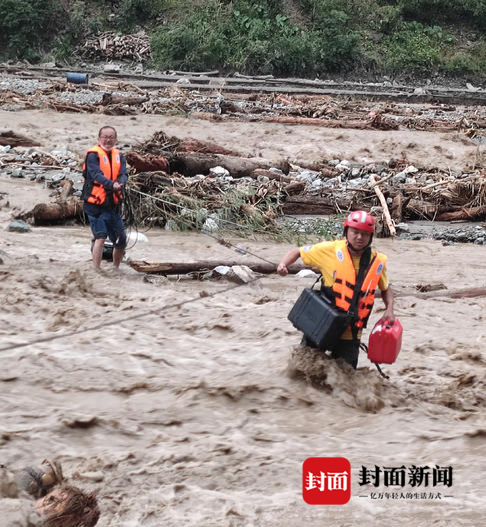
[0,460,99,527]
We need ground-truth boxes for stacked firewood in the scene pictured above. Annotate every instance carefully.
[82,31,151,61]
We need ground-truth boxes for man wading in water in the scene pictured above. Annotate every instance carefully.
[82,126,128,269]
[278,211,395,369]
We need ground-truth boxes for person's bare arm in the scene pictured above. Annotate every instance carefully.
[378,286,395,323]
[277,247,301,276]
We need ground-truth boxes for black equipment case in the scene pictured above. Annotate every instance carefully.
[288,288,349,349]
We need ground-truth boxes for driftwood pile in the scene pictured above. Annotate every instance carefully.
[119,129,486,236]
[0,459,99,527]
[1,72,485,139]
[2,125,486,234]
[82,31,151,62]
[125,132,289,232]
[1,71,486,233]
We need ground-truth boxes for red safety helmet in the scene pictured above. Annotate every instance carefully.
[344,210,375,233]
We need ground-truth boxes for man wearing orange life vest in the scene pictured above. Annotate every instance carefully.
[277,210,395,368]
[82,126,128,269]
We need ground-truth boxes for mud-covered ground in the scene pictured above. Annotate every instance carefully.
[1,105,486,526]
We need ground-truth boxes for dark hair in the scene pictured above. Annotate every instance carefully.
[98,126,117,138]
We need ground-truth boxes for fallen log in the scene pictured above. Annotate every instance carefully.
[263,115,371,128]
[369,112,400,131]
[436,204,486,221]
[261,114,399,130]
[405,198,438,219]
[182,137,243,156]
[0,130,40,147]
[32,199,83,224]
[395,286,486,299]
[168,152,290,178]
[101,93,149,105]
[128,260,305,275]
[282,195,348,215]
[125,151,169,172]
[284,180,307,195]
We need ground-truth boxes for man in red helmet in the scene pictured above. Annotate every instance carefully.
[277,210,395,369]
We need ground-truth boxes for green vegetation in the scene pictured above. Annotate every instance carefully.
[1,0,485,79]
[0,0,63,61]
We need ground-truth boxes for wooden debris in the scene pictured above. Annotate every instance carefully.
[406,199,438,219]
[261,112,399,130]
[282,195,345,215]
[390,193,404,222]
[101,93,149,106]
[283,180,307,195]
[415,282,447,293]
[395,286,486,299]
[0,131,39,147]
[125,152,169,172]
[129,260,305,275]
[19,181,84,225]
[2,75,486,235]
[369,174,396,236]
[436,204,486,221]
[182,137,243,156]
[190,111,224,122]
[252,169,297,183]
[32,200,83,224]
[83,31,151,62]
[168,152,290,178]
[102,104,137,116]
[59,179,74,201]
[35,485,100,527]
[263,116,372,128]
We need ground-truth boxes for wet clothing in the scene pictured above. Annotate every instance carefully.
[86,209,126,249]
[302,335,360,370]
[299,239,390,367]
[82,146,128,248]
[330,240,387,330]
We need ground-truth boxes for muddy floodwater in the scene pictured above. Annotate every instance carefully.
[2,215,486,525]
[1,108,486,525]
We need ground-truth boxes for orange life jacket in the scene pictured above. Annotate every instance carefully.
[83,145,122,206]
[331,240,387,329]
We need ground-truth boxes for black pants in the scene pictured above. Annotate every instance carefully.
[301,336,360,369]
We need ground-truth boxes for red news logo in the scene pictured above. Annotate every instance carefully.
[303,457,351,505]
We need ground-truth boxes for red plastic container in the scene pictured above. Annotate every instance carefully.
[367,318,403,364]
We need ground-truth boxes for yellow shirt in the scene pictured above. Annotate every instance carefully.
[299,240,389,340]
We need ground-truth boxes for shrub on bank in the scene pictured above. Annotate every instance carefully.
[0,0,62,61]
[151,1,359,75]
[0,0,485,80]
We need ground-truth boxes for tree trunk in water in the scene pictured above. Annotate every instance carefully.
[167,152,290,178]
[436,204,486,221]
[282,195,348,215]
[128,260,305,275]
[33,199,83,224]
[394,286,486,299]
[0,130,40,147]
